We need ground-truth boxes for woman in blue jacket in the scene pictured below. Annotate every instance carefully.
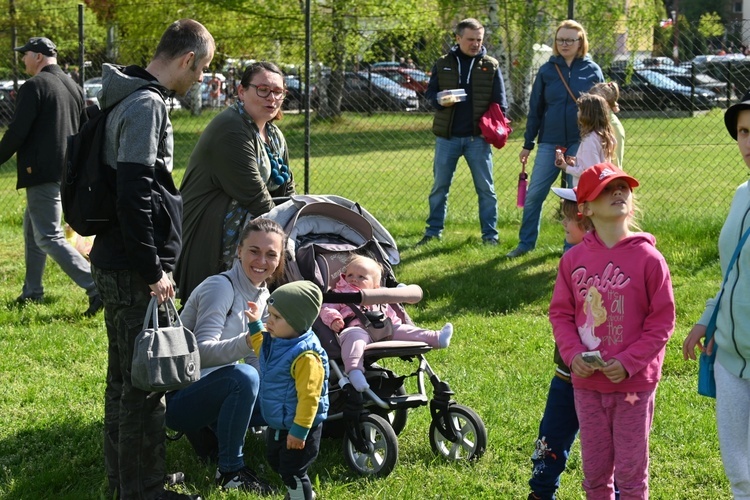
[506,20,603,258]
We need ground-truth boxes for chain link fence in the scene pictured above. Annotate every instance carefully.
[1,4,749,229]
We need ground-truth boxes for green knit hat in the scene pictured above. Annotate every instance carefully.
[268,281,323,333]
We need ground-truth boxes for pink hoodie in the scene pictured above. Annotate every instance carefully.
[549,231,675,393]
[319,276,401,330]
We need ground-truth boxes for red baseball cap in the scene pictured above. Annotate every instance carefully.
[576,162,639,203]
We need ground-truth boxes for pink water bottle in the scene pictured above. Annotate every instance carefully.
[517,167,528,207]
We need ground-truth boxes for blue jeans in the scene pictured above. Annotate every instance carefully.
[516,143,575,251]
[425,136,498,240]
[165,364,260,473]
[529,375,579,500]
[22,182,96,299]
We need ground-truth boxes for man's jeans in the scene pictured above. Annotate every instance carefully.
[22,182,96,299]
[425,136,498,241]
[516,143,570,251]
[166,364,261,473]
[92,266,167,499]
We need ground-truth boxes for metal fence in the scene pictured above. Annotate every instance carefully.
[1,4,749,229]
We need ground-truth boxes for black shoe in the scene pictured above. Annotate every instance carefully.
[215,466,274,494]
[15,293,44,305]
[84,294,103,316]
[165,472,185,486]
[157,491,201,500]
[415,235,440,247]
[184,427,219,464]
[505,247,531,258]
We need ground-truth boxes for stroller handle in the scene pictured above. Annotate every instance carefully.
[360,284,423,305]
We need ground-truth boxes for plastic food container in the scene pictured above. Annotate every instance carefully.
[437,89,467,104]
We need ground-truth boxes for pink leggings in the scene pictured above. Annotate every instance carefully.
[338,324,440,373]
[574,387,656,500]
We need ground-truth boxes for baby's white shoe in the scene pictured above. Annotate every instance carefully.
[439,323,453,348]
[348,369,369,392]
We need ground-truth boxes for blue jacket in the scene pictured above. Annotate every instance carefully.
[523,55,603,156]
[257,328,329,437]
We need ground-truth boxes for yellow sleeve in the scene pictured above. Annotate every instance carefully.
[291,351,325,432]
[249,331,263,355]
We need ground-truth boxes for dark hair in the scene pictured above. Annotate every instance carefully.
[239,61,285,121]
[153,19,215,68]
[237,218,287,285]
[456,18,484,36]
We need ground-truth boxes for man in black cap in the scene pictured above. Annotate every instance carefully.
[0,36,102,315]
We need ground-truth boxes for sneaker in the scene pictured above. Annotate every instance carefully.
[414,235,440,247]
[15,293,44,305]
[482,238,499,246]
[164,472,185,486]
[157,491,201,500]
[215,466,274,494]
[84,294,103,316]
[505,246,531,258]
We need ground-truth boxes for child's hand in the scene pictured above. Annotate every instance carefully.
[601,359,627,383]
[554,148,565,167]
[565,155,576,166]
[331,318,345,333]
[287,434,305,450]
[683,324,710,360]
[244,301,262,323]
[571,353,596,378]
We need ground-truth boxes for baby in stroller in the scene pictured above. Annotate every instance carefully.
[320,254,453,392]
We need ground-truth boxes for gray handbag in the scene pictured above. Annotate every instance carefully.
[131,297,200,392]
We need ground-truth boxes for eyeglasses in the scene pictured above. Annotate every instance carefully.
[248,83,287,100]
[555,38,581,46]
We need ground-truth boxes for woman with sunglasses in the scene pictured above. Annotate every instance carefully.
[177,61,295,303]
[506,20,603,260]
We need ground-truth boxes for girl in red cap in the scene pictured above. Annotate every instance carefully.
[549,162,675,499]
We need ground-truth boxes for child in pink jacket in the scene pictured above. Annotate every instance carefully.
[320,254,453,392]
[549,163,675,500]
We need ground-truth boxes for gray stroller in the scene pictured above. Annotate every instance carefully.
[263,195,487,477]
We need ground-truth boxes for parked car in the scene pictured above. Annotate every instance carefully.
[658,71,734,102]
[369,67,430,96]
[313,72,419,112]
[691,57,750,97]
[607,69,718,111]
[282,74,310,110]
[0,89,15,125]
[83,77,102,107]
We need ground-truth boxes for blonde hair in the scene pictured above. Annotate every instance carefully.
[577,93,616,163]
[586,287,607,327]
[552,19,589,58]
[345,254,383,284]
[589,82,620,113]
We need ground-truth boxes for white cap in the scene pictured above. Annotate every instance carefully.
[551,187,577,202]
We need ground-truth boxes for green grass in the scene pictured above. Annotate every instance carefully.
[0,111,737,499]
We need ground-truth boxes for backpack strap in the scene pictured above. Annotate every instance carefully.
[218,273,235,319]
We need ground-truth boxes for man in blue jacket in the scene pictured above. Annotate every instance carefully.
[417,18,508,246]
[0,37,101,315]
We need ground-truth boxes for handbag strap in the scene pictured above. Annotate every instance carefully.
[705,224,750,342]
[142,296,181,331]
[554,64,577,103]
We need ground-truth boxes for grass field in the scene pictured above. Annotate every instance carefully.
[0,111,740,499]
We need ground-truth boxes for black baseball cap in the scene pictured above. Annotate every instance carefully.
[725,91,750,140]
[14,37,57,57]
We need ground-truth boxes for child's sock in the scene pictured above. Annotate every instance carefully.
[348,369,369,392]
[438,323,453,348]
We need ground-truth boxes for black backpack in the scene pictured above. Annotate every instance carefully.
[62,85,159,236]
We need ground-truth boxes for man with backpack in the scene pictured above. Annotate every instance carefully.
[88,19,214,500]
[0,36,102,316]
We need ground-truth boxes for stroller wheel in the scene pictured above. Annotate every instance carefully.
[342,414,398,477]
[429,404,487,461]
